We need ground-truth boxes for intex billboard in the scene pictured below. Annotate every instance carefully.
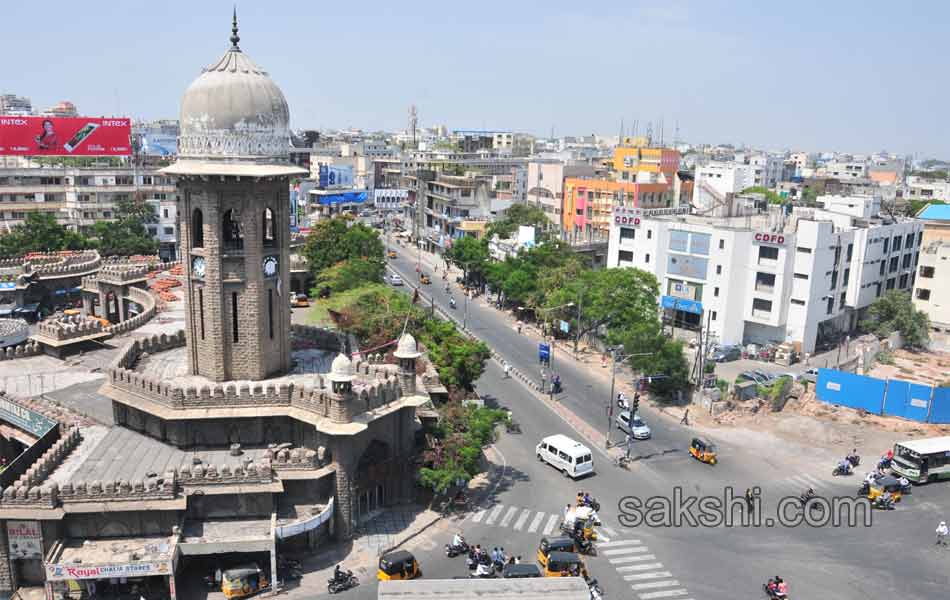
[0,116,131,156]
[754,233,785,245]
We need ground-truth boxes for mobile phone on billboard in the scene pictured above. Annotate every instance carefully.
[63,123,100,153]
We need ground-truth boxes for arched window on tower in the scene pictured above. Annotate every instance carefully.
[192,208,204,248]
[222,209,244,251]
[263,207,276,247]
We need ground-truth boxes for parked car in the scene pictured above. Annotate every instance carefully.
[801,367,819,382]
[753,370,776,382]
[711,346,742,362]
[293,293,309,308]
[615,410,652,439]
[737,371,769,384]
[389,274,404,286]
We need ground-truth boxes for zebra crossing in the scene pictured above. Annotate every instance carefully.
[598,537,694,600]
[469,504,564,535]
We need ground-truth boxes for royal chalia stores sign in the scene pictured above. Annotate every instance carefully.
[45,560,171,581]
[613,205,690,226]
[754,233,786,245]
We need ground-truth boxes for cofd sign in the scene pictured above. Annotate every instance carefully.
[754,233,785,245]
[615,215,641,226]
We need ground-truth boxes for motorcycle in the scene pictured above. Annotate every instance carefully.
[871,496,895,510]
[588,578,604,600]
[327,571,359,594]
[449,297,457,309]
[574,536,597,556]
[832,463,853,476]
[846,454,861,467]
[762,582,789,599]
[445,540,469,558]
[469,563,495,578]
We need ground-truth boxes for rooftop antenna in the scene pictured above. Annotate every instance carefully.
[646,122,653,147]
[674,120,680,146]
[408,104,418,146]
[229,6,241,51]
[619,118,624,146]
[633,119,638,139]
[660,118,665,147]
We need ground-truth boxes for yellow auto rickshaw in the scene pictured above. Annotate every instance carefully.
[537,536,576,568]
[387,250,397,259]
[867,474,903,503]
[221,563,269,599]
[542,551,588,579]
[377,550,420,581]
[420,274,431,285]
[689,437,717,465]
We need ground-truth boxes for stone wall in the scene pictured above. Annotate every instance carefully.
[35,315,105,341]
[178,457,274,485]
[96,263,150,284]
[14,428,80,489]
[0,339,41,361]
[104,286,158,336]
[291,324,345,352]
[31,251,100,277]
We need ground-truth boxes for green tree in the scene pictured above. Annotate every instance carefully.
[93,194,158,256]
[445,236,490,284]
[485,203,551,241]
[314,257,385,293]
[741,186,785,204]
[860,290,931,350]
[419,318,490,390]
[0,212,90,258]
[801,187,818,204]
[302,216,384,276]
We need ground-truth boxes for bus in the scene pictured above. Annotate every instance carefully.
[891,436,950,483]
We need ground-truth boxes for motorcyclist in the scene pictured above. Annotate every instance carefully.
[449,297,456,309]
[452,532,465,549]
[617,392,628,410]
[583,492,593,507]
[937,520,949,546]
[474,561,491,577]
[837,458,852,475]
[445,282,451,293]
[847,448,860,465]
[776,580,788,598]
[333,565,345,583]
[880,490,893,507]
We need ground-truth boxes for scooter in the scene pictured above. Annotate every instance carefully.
[449,297,457,309]
[445,540,469,557]
[762,582,789,599]
[846,454,861,467]
[871,496,895,510]
[832,463,853,476]
[327,570,359,594]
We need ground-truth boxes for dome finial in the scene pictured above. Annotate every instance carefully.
[230,6,241,51]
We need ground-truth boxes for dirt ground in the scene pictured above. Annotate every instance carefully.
[867,348,950,387]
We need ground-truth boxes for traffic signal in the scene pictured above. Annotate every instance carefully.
[631,396,639,415]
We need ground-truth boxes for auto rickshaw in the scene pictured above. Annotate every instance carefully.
[420,273,431,285]
[221,563,269,599]
[387,250,397,259]
[541,551,588,579]
[537,536,577,568]
[867,474,903,503]
[377,550,420,581]
[689,437,718,465]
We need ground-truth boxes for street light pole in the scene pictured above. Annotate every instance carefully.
[605,349,652,449]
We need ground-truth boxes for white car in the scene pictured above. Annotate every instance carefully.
[616,411,651,439]
[389,274,404,286]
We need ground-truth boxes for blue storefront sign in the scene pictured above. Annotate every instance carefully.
[538,343,551,363]
[317,191,367,206]
[661,295,703,315]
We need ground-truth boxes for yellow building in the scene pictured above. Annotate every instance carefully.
[562,178,673,240]
[612,146,680,182]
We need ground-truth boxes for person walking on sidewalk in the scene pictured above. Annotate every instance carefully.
[502,361,510,378]
[625,432,633,459]
[680,408,690,426]
[937,520,949,546]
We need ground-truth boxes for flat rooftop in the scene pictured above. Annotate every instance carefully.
[50,534,176,565]
[47,426,272,485]
[182,518,272,544]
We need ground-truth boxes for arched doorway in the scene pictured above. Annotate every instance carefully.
[354,440,392,522]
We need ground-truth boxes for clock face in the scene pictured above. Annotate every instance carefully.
[191,256,206,278]
[263,256,278,278]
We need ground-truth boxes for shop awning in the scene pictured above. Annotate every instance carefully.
[316,191,367,206]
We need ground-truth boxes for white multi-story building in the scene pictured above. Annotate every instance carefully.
[912,205,950,330]
[905,176,950,202]
[746,154,784,187]
[817,194,881,219]
[691,162,754,211]
[820,160,868,180]
[607,204,923,354]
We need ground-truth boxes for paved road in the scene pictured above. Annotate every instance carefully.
[375,242,950,600]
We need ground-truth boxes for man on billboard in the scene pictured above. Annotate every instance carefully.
[34,119,59,151]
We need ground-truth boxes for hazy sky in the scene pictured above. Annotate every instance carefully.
[3,1,947,157]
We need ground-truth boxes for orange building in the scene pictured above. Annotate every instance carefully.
[563,178,673,240]
[612,146,680,182]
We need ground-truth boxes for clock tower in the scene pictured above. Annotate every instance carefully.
[163,13,306,382]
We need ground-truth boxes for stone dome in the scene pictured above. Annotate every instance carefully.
[176,12,290,162]
[394,333,422,359]
[328,353,355,383]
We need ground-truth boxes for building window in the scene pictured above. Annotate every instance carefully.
[263,207,277,247]
[719,239,725,250]
[752,298,773,314]
[886,278,895,290]
[889,257,898,273]
[163,208,169,219]
[879,260,886,276]
[758,245,779,262]
[791,298,805,306]
[840,291,847,308]
[755,272,776,293]
[846,243,853,261]
[716,264,722,275]
[796,246,812,254]
[232,292,239,342]
[893,236,902,251]
[917,231,923,247]
[843,268,850,286]
[899,274,909,289]
[711,311,717,321]
[223,209,244,250]
[620,227,635,242]
[826,297,834,314]
[793,273,808,280]
[916,288,931,301]
[714,287,719,297]
[883,238,889,253]
[198,289,205,340]
[163,227,174,235]
[644,253,650,264]
[876,282,882,297]
[647,229,652,239]
[618,250,633,263]
[830,271,838,289]
[905,233,914,248]
[921,266,935,278]
[147,227,157,236]
[268,289,274,339]
[192,208,204,248]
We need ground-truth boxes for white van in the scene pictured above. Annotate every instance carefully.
[536,434,594,479]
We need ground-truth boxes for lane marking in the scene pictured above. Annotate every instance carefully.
[500,506,519,528]
[484,504,505,526]
[615,556,658,569]
[601,526,618,536]
[631,581,680,591]
[624,571,673,581]
[471,508,487,523]
[604,547,650,556]
[607,549,650,563]
[598,539,642,548]
[618,562,664,572]
[542,514,559,535]
[638,589,689,599]
[527,512,545,533]
[513,509,532,531]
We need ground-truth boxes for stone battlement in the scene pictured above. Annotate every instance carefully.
[178,457,273,485]
[95,264,151,283]
[36,315,105,341]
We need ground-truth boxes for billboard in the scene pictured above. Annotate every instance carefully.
[0,116,131,156]
[138,132,177,156]
[7,521,42,559]
[318,164,354,188]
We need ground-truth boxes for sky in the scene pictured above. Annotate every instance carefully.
[2,0,948,158]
